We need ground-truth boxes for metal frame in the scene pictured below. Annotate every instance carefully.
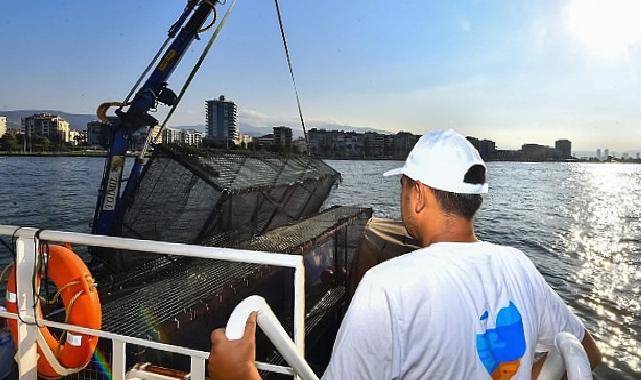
[0,225,305,380]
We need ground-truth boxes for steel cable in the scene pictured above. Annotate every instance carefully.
[274,0,309,152]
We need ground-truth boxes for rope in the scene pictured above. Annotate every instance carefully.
[32,230,46,328]
[35,329,87,377]
[41,273,97,374]
[139,0,238,159]
[38,280,80,305]
[274,0,309,153]
[55,289,84,358]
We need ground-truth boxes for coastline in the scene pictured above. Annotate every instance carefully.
[322,157,641,164]
[1,151,639,164]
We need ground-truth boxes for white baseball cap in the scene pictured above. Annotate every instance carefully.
[383,129,488,194]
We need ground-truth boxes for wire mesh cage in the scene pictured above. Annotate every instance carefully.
[90,144,341,272]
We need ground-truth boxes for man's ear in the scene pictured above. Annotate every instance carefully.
[414,181,426,213]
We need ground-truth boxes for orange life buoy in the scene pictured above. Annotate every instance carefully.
[5,245,102,379]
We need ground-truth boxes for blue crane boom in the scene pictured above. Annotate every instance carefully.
[92,1,218,237]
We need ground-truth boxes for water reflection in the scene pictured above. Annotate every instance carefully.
[560,164,641,375]
[0,158,639,378]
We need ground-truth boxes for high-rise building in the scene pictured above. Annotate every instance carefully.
[273,126,293,147]
[555,139,572,159]
[0,116,6,138]
[206,95,239,144]
[637,152,640,160]
[22,113,70,143]
[604,149,609,159]
[596,149,601,160]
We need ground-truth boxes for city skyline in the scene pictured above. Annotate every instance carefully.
[1,107,639,158]
[1,1,641,151]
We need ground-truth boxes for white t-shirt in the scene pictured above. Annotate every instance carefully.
[322,241,585,380]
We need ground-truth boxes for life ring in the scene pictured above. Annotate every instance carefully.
[5,245,102,379]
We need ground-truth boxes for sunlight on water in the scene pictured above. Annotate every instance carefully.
[562,164,641,375]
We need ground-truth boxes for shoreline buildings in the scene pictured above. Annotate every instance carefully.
[307,128,576,161]
[22,113,71,143]
[254,126,310,153]
[307,129,420,159]
[466,137,573,161]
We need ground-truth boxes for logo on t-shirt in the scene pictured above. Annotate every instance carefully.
[476,302,526,380]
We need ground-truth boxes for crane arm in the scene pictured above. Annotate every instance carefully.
[92,0,220,237]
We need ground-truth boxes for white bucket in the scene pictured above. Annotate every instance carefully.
[0,329,14,379]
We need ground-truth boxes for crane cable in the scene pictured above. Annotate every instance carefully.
[274,0,309,152]
[140,0,237,158]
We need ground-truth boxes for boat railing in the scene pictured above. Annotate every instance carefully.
[0,225,307,380]
[0,225,594,380]
[539,332,594,380]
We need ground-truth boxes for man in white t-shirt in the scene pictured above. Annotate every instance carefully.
[209,129,601,380]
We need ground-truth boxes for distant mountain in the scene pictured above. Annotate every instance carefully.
[239,123,302,138]
[0,110,395,138]
[237,122,392,139]
[311,123,391,135]
[0,110,96,131]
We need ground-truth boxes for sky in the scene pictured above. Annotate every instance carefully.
[1,0,641,151]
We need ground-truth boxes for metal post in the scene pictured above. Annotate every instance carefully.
[15,229,39,380]
[190,356,206,380]
[293,260,305,380]
[112,339,127,380]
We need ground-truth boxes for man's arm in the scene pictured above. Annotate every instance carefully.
[209,312,262,380]
[531,329,602,379]
[581,330,602,369]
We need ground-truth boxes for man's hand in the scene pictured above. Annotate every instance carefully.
[209,311,262,380]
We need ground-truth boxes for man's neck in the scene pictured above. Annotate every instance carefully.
[420,217,478,247]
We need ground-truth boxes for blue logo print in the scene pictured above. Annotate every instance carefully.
[476,302,526,380]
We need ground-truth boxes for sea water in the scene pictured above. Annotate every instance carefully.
[0,157,639,379]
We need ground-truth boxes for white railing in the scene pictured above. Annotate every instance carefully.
[0,225,307,380]
[539,332,593,380]
[226,296,319,380]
